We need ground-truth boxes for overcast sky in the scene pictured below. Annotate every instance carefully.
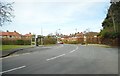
[2,0,110,35]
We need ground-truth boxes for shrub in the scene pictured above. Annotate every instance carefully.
[43,37,57,45]
[2,39,31,45]
[68,41,79,44]
[16,40,24,45]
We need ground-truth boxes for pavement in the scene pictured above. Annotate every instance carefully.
[0,44,118,74]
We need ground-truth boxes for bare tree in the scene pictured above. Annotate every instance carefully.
[0,2,14,26]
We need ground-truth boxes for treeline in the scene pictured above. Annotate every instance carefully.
[99,1,120,46]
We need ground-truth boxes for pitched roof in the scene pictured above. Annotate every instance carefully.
[24,33,32,37]
[85,32,99,36]
[76,32,84,36]
[0,32,22,36]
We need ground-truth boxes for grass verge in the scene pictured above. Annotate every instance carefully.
[1,45,33,51]
[88,44,111,48]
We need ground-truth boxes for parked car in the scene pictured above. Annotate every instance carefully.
[57,41,63,44]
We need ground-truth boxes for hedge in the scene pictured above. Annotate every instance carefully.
[43,37,57,45]
[2,39,31,45]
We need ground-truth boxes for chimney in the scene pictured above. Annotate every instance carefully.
[14,30,16,32]
[7,30,9,32]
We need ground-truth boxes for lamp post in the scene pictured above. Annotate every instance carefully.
[83,31,87,45]
[56,29,61,44]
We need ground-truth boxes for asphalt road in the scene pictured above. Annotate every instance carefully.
[0,44,118,74]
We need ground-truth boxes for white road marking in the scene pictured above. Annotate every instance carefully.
[46,54,66,61]
[46,46,78,61]
[69,50,75,53]
[0,66,26,74]
[69,46,78,53]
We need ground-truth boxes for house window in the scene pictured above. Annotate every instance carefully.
[10,35,12,38]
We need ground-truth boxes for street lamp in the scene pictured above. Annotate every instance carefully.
[56,29,61,44]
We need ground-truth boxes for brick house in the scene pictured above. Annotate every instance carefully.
[0,31,33,45]
[22,33,32,40]
[84,32,99,44]
[74,32,84,43]
[0,31,32,40]
[0,30,22,39]
[59,32,99,44]
[59,32,84,44]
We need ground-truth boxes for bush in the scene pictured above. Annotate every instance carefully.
[2,40,16,45]
[24,40,31,45]
[2,39,31,45]
[81,42,85,45]
[101,32,120,39]
[110,32,120,39]
[16,40,24,45]
[68,41,79,44]
[102,32,111,38]
[43,37,57,45]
